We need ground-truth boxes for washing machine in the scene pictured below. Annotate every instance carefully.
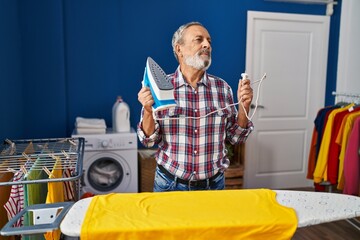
[72,128,138,195]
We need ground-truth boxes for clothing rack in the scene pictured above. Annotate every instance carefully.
[0,137,84,185]
[332,90,360,159]
[0,137,85,237]
[319,93,360,230]
[316,91,360,193]
[332,91,360,104]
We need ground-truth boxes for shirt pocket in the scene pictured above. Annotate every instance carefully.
[204,106,231,118]
[202,106,231,128]
[154,106,184,119]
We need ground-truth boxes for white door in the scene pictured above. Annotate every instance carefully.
[244,11,330,189]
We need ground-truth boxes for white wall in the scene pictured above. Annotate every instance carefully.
[336,0,360,97]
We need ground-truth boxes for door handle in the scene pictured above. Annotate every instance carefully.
[250,104,264,109]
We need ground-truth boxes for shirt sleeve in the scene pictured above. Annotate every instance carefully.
[137,108,161,148]
[224,84,254,144]
[226,117,253,144]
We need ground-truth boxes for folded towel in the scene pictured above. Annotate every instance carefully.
[75,128,106,134]
[75,117,106,129]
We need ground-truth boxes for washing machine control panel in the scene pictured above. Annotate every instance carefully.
[95,137,136,151]
[101,140,109,148]
[73,129,137,151]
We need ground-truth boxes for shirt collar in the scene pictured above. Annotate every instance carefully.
[173,66,210,89]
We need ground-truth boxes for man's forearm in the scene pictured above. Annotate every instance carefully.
[142,111,155,137]
[237,106,250,128]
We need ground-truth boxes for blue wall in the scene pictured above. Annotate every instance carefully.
[0,0,23,139]
[0,0,341,141]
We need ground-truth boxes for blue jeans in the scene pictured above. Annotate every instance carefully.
[153,166,225,192]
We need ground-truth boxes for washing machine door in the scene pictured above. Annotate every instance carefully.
[83,152,131,194]
[88,157,123,191]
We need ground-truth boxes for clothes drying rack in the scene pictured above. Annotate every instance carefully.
[0,137,85,237]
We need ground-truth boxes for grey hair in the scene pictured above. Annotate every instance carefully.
[172,22,204,62]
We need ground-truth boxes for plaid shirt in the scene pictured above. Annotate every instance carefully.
[137,68,253,181]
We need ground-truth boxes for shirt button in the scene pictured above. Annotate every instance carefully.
[194,109,198,113]
[194,150,197,154]
[194,129,198,133]
[194,90,197,94]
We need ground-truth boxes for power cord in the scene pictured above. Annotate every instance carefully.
[153,73,267,122]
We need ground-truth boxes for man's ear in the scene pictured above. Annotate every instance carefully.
[175,44,182,57]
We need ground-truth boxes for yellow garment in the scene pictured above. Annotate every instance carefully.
[44,159,64,240]
[81,189,297,240]
[313,104,354,183]
[336,111,360,190]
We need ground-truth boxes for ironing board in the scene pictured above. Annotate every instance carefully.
[59,189,360,239]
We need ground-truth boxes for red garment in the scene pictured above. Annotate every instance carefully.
[327,107,360,184]
[4,171,24,227]
[343,117,360,195]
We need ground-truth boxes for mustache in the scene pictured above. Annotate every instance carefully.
[197,49,211,56]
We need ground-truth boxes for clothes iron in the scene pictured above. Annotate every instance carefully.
[142,57,177,112]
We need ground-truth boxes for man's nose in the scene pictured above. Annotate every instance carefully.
[202,40,211,48]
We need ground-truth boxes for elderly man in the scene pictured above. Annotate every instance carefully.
[137,22,254,191]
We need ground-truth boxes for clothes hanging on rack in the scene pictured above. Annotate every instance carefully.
[308,92,360,196]
[3,171,25,228]
[326,107,360,185]
[0,171,14,240]
[62,168,76,202]
[313,104,354,184]
[44,158,64,240]
[2,163,77,224]
[0,144,14,240]
[307,105,340,182]
[343,117,360,195]
[23,158,48,240]
[0,138,84,240]
[3,142,35,228]
[1,138,82,239]
[314,105,341,160]
[336,110,360,191]
[46,158,65,204]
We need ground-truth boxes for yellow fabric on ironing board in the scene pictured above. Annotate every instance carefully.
[80,189,297,240]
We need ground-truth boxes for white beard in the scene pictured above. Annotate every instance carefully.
[184,50,212,71]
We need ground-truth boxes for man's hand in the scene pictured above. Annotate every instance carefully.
[138,87,154,114]
[237,78,253,114]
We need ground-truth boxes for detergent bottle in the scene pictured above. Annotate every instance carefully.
[112,96,130,132]
[112,96,120,131]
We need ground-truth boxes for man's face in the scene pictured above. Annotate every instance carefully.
[179,25,212,70]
